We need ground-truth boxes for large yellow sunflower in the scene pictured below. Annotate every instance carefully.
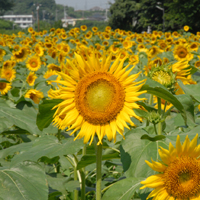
[49,50,146,145]
[140,134,200,200]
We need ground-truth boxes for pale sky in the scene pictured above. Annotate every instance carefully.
[55,0,115,10]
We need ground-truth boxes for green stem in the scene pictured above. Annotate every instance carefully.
[81,145,86,200]
[146,94,153,126]
[74,167,79,200]
[157,97,162,135]
[96,143,102,200]
[57,129,61,141]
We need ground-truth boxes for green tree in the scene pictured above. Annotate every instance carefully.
[0,0,14,15]
[164,0,200,33]
[108,0,164,32]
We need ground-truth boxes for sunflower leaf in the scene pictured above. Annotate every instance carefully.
[140,77,187,125]
[36,99,63,131]
[141,134,166,141]
[0,161,48,200]
[102,177,143,200]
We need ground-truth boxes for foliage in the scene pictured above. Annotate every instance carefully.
[109,0,200,33]
[0,0,14,16]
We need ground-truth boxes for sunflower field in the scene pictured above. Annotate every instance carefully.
[1,25,200,200]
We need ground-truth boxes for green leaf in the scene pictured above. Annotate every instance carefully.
[0,78,9,83]
[102,177,143,200]
[0,161,48,200]
[141,134,166,141]
[178,80,200,103]
[140,78,186,124]
[175,94,195,127]
[120,129,168,178]
[37,99,63,131]
[9,135,83,166]
[0,100,42,135]
[77,152,120,170]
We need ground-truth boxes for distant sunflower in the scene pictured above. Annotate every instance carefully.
[25,89,44,104]
[34,44,44,57]
[49,50,146,145]
[26,55,41,71]
[12,47,27,62]
[184,25,190,32]
[1,67,16,82]
[26,72,37,86]
[81,25,87,31]
[140,134,200,200]
[173,44,193,61]
[0,48,6,61]
[0,82,11,95]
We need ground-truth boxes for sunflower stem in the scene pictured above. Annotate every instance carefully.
[96,143,102,200]
[146,94,153,126]
[157,97,162,135]
[81,145,86,200]
[74,166,79,200]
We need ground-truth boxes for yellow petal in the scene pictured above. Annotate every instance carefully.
[176,135,182,156]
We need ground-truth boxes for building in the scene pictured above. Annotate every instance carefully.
[89,6,105,11]
[0,15,33,29]
[61,17,85,28]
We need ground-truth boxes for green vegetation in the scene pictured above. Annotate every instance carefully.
[109,0,200,33]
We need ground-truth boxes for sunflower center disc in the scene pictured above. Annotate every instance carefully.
[164,156,200,199]
[86,80,114,112]
[75,72,125,125]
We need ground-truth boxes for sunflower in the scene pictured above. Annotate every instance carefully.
[26,72,37,86]
[184,25,190,32]
[92,26,98,32]
[12,47,27,62]
[47,63,61,72]
[194,60,200,68]
[1,67,16,82]
[26,55,41,71]
[0,82,12,95]
[140,134,200,200]
[81,25,87,31]
[0,48,6,61]
[173,44,193,61]
[34,44,44,57]
[49,50,146,145]
[25,89,44,104]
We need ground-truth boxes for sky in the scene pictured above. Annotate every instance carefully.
[55,0,115,10]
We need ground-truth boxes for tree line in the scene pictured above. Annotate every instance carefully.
[108,0,200,33]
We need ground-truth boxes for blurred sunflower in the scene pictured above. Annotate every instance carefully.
[0,82,11,95]
[81,25,87,31]
[26,55,41,71]
[26,72,37,86]
[12,47,27,62]
[140,134,200,200]
[184,25,190,32]
[0,48,6,61]
[25,89,44,104]
[49,50,146,145]
[34,44,44,57]
[1,67,16,82]
[173,44,193,61]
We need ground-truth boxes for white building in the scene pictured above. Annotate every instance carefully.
[61,17,85,28]
[0,15,33,28]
